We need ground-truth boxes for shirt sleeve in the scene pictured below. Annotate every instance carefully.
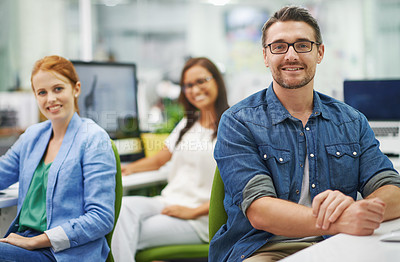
[0,132,25,189]
[362,170,400,197]
[54,127,116,250]
[356,112,398,194]
[241,174,277,217]
[215,110,273,209]
[164,118,187,152]
[45,226,70,252]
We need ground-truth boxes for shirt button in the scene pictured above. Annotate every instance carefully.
[300,163,303,168]
[279,157,283,162]
[296,189,300,194]
[264,154,267,159]
[353,152,357,156]
[300,132,304,136]
[305,127,310,131]
[241,255,245,259]
[314,112,319,115]
[336,151,341,156]
[311,184,316,188]
[310,153,315,158]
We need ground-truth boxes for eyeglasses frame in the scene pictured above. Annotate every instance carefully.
[182,76,214,92]
[264,40,321,54]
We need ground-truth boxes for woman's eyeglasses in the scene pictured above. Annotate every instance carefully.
[182,76,213,92]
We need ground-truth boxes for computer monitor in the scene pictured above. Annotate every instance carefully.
[343,79,400,121]
[72,61,144,162]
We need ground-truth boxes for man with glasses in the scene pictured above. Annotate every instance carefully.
[210,6,400,262]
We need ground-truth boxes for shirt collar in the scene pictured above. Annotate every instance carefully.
[266,83,331,125]
[312,91,331,121]
[265,83,291,125]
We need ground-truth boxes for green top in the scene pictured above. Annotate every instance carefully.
[18,159,52,232]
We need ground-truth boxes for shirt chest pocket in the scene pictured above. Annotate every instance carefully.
[325,143,360,193]
[258,145,292,198]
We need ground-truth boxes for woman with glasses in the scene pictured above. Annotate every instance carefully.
[112,57,229,262]
[0,55,116,261]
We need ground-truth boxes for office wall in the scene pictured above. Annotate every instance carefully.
[17,0,68,89]
[1,0,400,129]
[0,0,19,92]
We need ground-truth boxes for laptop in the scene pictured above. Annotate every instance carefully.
[343,79,400,156]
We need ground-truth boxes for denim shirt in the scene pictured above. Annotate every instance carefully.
[210,84,397,262]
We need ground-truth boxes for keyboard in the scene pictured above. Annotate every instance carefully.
[372,126,400,137]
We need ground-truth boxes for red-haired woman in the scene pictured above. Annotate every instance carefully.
[0,55,116,262]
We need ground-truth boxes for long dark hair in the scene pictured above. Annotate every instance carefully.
[175,57,229,146]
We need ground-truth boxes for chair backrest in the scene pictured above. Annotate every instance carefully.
[209,167,227,242]
[106,139,123,262]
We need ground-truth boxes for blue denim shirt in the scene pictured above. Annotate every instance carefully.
[210,84,397,262]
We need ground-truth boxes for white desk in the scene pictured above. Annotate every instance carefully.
[122,169,168,194]
[0,168,169,235]
[282,218,400,262]
[0,169,169,234]
[0,168,169,206]
[0,184,19,236]
[377,134,400,171]
[0,183,18,209]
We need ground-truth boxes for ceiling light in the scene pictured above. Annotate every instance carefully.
[208,0,231,6]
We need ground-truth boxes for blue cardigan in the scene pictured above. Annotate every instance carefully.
[0,113,116,262]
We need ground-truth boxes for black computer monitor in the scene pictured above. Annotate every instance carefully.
[72,61,144,162]
[343,79,400,121]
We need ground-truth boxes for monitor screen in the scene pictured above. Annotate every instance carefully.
[72,61,144,161]
[343,79,400,121]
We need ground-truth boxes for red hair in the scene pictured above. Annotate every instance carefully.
[31,55,80,114]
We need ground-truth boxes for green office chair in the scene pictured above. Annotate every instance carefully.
[209,167,227,242]
[106,140,123,262]
[135,244,209,262]
[135,229,209,261]
[134,172,225,262]
[135,167,227,262]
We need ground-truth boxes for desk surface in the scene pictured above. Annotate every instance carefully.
[282,218,400,262]
[122,169,168,192]
[0,168,169,208]
[0,184,18,208]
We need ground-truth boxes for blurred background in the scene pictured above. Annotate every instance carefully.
[0,0,399,132]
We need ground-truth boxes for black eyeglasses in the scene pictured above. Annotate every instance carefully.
[182,76,213,92]
[264,40,320,54]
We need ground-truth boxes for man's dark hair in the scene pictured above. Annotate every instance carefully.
[261,6,323,47]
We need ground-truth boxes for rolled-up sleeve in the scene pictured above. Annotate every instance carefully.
[241,174,277,216]
[362,170,400,197]
[45,226,70,252]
